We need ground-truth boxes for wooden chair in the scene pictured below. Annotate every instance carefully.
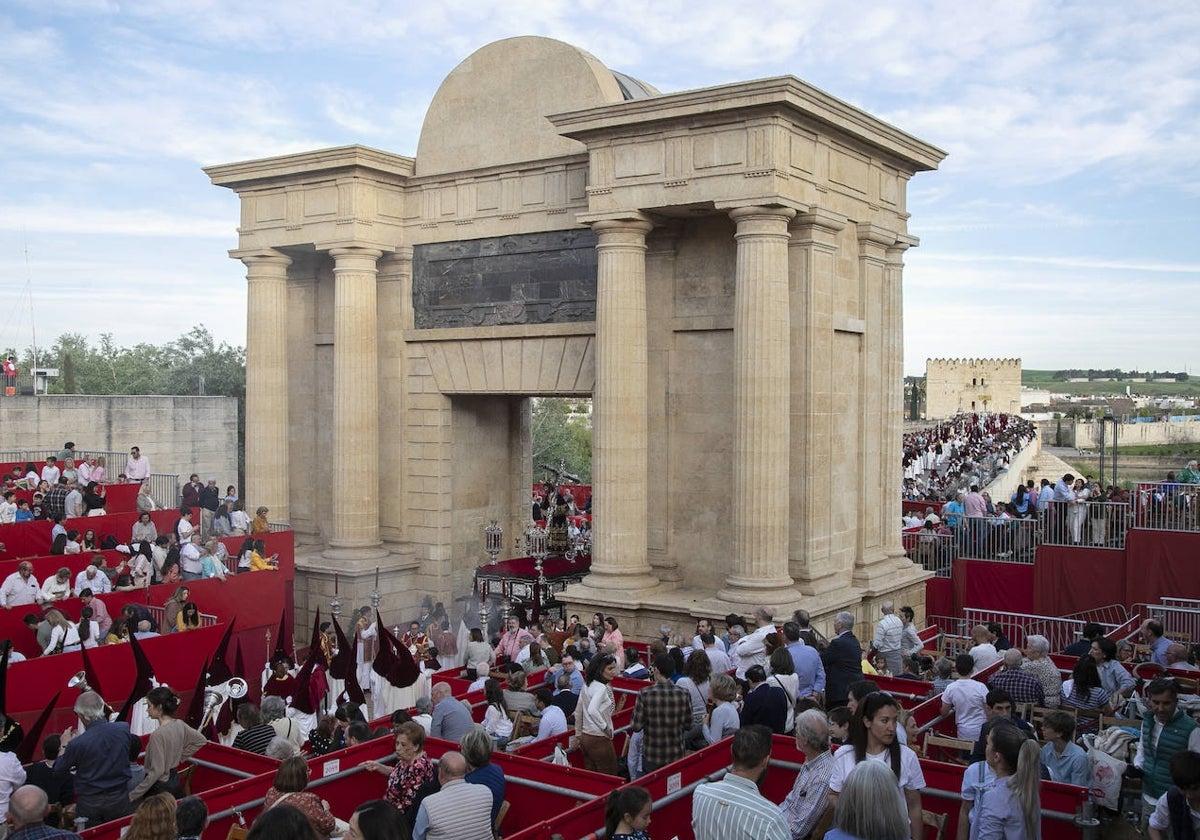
[177,763,197,796]
[1165,631,1192,644]
[493,800,511,839]
[1029,706,1073,738]
[924,733,975,764]
[1176,676,1199,693]
[1132,644,1153,663]
[509,709,539,739]
[922,810,949,840]
[1012,702,1033,722]
[225,826,249,840]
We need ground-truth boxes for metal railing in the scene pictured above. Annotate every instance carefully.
[1132,482,1200,533]
[146,605,219,630]
[955,516,1040,561]
[1040,500,1130,549]
[145,473,181,509]
[903,530,956,577]
[1062,603,1134,631]
[962,608,1086,653]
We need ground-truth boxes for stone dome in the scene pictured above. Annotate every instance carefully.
[415,36,658,177]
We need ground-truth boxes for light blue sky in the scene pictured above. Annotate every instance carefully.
[2,1,1197,375]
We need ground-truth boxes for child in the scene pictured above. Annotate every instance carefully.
[827,706,852,747]
[606,786,652,840]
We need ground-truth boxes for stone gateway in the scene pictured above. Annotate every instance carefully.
[207,36,946,638]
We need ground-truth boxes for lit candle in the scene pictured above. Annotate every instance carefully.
[334,572,339,595]
[374,566,379,589]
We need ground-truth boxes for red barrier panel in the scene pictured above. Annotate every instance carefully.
[952,558,1035,615]
[5,623,227,734]
[871,674,934,706]
[927,576,953,619]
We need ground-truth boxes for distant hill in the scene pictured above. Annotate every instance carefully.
[1023,370,1200,398]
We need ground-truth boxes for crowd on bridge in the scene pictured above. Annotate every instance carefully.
[902,413,1037,503]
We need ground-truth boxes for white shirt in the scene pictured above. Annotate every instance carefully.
[693,633,727,652]
[40,577,72,602]
[230,509,251,531]
[734,623,777,678]
[0,750,27,818]
[125,455,151,480]
[177,519,195,541]
[77,462,94,485]
[969,642,1002,674]
[942,678,990,740]
[41,465,61,484]
[180,542,203,574]
[1,571,41,607]
[74,568,111,595]
[828,742,926,792]
[0,500,15,524]
[873,614,904,653]
[535,704,567,741]
[64,489,84,518]
[704,646,732,675]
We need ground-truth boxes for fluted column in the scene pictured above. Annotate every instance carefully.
[325,246,388,559]
[720,206,801,604]
[583,216,658,591]
[788,209,847,594]
[241,249,291,524]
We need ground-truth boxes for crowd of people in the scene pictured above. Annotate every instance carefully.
[902,414,1037,503]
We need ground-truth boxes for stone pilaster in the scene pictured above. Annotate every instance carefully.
[853,224,898,587]
[325,246,389,560]
[719,206,802,604]
[884,237,919,569]
[788,209,847,594]
[579,216,658,592]
[239,249,291,524]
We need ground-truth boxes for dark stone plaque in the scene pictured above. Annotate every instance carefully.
[412,230,598,328]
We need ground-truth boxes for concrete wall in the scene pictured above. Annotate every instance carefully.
[982,435,1041,501]
[0,395,238,488]
[1040,418,1200,448]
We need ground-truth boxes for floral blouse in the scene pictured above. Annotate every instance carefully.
[385,752,436,813]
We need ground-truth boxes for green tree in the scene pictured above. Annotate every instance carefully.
[531,397,592,483]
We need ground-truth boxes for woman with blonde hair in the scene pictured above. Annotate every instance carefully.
[124,792,177,840]
[163,586,189,632]
[972,721,1041,840]
[43,609,81,655]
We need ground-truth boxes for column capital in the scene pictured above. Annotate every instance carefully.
[886,233,920,262]
[329,246,384,261]
[856,222,902,247]
[792,207,848,235]
[728,206,796,241]
[234,248,292,271]
[576,209,655,229]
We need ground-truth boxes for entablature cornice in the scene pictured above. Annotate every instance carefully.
[205,144,415,190]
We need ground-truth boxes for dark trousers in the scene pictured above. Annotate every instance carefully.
[76,787,134,827]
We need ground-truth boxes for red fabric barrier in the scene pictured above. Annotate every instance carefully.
[1032,544,1127,617]
[871,674,934,706]
[926,577,953,618]
[952,559,1034,615]
[1124,529,1200,607]
[5,623,227,735]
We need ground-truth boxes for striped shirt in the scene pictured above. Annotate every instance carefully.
[693,772,789,840]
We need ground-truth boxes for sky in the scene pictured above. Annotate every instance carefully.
[1,1,1198,376]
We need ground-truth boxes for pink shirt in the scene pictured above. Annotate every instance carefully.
[963,492,987,518]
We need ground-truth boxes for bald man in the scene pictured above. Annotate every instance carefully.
[8,784,82,839]
[429,684,472,743]
[412,750,493,840]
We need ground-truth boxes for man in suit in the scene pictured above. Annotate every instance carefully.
[739,666,788,734]
[821,611,862,708]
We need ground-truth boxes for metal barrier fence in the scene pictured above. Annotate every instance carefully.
[955,516,1039,562]
[1062,603,1134,630]
[146,605,219,630]
[146,473,181,509]
[1135,603,1200,644]
[963,607,1086,653]
[1132,481,1200,533]
[903,531,956,577]
[1040,500,1131,549]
